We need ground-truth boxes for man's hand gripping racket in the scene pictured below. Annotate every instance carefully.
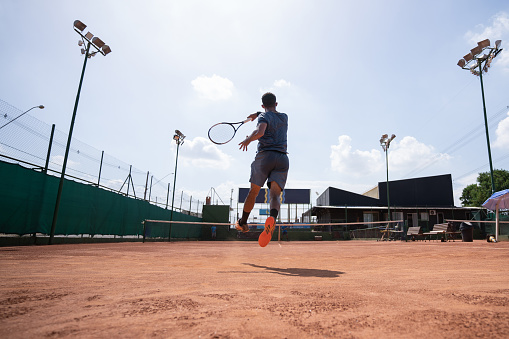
[208,112,260,145]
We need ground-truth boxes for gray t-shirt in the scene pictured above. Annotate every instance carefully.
[257,111,288,153]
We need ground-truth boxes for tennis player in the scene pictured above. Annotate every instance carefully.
[235,92,289,247]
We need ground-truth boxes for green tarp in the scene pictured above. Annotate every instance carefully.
[0,161,200,237]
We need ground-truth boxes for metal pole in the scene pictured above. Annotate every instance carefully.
[97,150,104,186]
[149,175,153,201]
[0,106,42,130]
[169,141,180,241]
[478,62,496,194]
[166,183,170,209]
[386,149,391,221]
[49,42,90,244]
[127,165,132,197]
[43,124,55,174]
[144,171,149,200]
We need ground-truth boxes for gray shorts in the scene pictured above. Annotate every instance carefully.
[249,151,289,189]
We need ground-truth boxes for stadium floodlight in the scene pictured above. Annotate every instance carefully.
[457,39,503,194]
[73,20,86,31]
[169,130,186,241]
[92,36,105,48]
[477,39,490,49]
[0,105,44,131]
[380,134,396,222]
[49,20,112,245]
[102,45,112,55]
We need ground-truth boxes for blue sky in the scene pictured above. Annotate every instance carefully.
[1,0,508,217]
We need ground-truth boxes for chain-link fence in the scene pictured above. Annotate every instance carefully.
[0,99,203,216]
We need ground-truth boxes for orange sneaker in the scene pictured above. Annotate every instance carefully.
[235,219,249,233]
[258,216,275,247]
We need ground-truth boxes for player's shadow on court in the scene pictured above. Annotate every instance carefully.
[243,263,343,278]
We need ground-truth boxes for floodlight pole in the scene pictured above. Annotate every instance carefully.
[385,148,391,221]
[457,39,502,195]
[169,131,185,241]
[49,20,111,244]
[380,134,396,223]
[49,41,90,245]
[477,63,496,194]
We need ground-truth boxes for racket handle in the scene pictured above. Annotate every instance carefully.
[243,118,252,123]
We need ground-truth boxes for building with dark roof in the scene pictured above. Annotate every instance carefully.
[310,174,480,234]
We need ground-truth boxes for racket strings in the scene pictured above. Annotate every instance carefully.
[208,123,236,144]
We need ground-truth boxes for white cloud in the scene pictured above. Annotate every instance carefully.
[273,79,291,88]
[50,155,79,168]
[494,112,509,148]
[466,12,509,44]
[191,74,234,101]
[180,137,233,169]
[465,12,509,72]
[260,79,292,94]
[330,135,383,177]
[330,135,452,179]
[389,136,451,173]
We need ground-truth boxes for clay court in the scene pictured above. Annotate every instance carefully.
[1,240,508,338]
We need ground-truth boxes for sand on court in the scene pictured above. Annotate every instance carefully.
[0,240,508,338]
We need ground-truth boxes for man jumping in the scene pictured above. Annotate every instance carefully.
[236,92,289,247]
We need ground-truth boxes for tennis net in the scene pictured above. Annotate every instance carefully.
[142,219,405,242]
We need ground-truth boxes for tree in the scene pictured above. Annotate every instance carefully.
[460,169,509,207]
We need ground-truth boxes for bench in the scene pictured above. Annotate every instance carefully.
[423,223,461,242]
[423,223,448,241]
[406,226,422,241]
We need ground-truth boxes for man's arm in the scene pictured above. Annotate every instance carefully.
[239,122,267,151]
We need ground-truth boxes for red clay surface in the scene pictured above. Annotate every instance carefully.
[1,240,508,338]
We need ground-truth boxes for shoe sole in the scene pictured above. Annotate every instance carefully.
[235,226,249,233]
[258,217,275,247]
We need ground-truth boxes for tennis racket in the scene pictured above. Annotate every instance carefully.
[208,114,258,145]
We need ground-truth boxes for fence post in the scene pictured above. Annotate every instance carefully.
[149,176,153,201]
[144,171,149,200]
[189,195,192,215]
[43,124,55,174]
[97,151,104,186]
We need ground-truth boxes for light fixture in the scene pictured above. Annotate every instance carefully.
[0,105,44,130]
[73,20,86,31]
[470,45,482,56]
[477,39,490,49]
[92,37,105,48]
[102,45,111,55]
[463,52,473,62]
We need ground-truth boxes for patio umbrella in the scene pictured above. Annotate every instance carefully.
[482,189,509,241]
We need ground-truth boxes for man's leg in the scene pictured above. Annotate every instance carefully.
[258,181,281,247]
[268,181,282,220]
[236,183,261,232]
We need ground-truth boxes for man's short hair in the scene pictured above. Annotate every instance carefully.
[262,92,277,107]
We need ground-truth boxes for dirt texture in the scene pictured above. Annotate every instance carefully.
[0,240,508,338]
